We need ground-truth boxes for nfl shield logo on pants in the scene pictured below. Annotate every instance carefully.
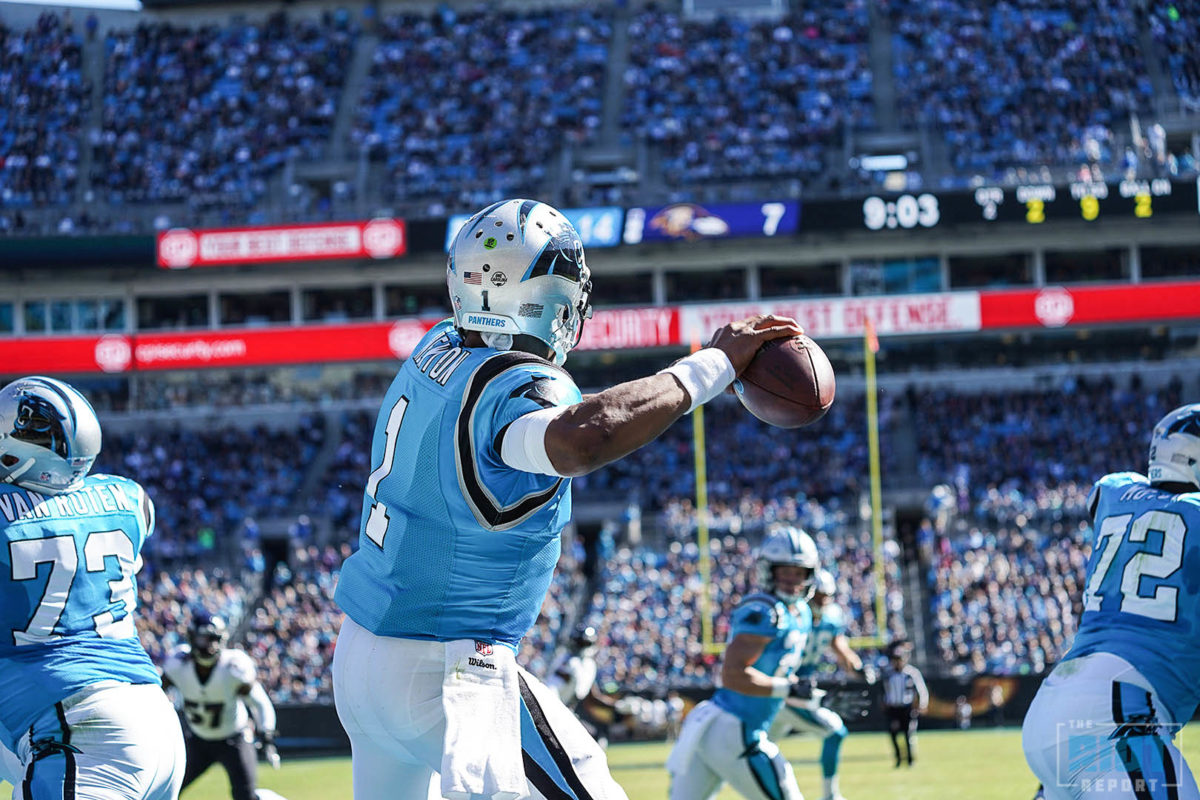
[475,641,493,656]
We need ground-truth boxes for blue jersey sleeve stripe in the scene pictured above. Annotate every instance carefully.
[455,352,564,530]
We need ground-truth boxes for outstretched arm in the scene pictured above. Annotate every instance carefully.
[531,315,802,477]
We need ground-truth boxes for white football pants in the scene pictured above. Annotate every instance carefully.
[332,616,627,800]
[15,682,184,800]
[1023,652,1198,800]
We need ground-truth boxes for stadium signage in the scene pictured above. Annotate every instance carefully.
[676,293,982,342]
[802,178,1198,231]
[623,201,799,244]
[156,219,407,268]
[7,281,1200,375]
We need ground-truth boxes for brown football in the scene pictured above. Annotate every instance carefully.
[734,334,836,428]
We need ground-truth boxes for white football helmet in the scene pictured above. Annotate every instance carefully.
[447,199,592,365]
[0,376,101,495]
[756,525,820,603]
[1148,403,1200,489]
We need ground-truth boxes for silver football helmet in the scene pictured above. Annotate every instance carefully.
[1148,403,1200,489]
[447,199,592,365]
[756,525,820,603]
[0,376,101,495]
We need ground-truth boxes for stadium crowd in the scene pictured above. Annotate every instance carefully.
[352,6,610,211]
[0,13,88,213]
[621,4,872,193]
[96,10,356,217]
[1,2,1196,232]
[890,0,1153,184]
[928,517,1088,677]
[95,416,326,566]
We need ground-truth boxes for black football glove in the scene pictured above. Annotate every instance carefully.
[788,676,819,701]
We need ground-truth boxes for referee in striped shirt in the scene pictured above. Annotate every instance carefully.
[881,640,928,767]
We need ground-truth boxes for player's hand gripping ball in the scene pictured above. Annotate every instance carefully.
[734,334,835,428]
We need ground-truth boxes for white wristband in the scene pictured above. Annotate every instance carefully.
[658,348,736,413]
[500,406,567,477]
[770,677,792,698]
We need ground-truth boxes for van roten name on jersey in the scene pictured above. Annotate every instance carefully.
[0,482,136,524]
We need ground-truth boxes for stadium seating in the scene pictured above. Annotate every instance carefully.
[97,417,326,566]
[0,14,88,212]
[95,12,356,215]
[4,1,1197,230]
[350,6,611,209]
[621,5,873,193]
[890,0,1154,184]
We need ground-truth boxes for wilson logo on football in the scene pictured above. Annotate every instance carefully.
[475,641,493,656]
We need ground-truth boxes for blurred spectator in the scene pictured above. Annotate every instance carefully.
[0,14,88,208]
[95,12,356,215]
[622,6,872,195]
[891,0,1154,185]
[351,6,610,212]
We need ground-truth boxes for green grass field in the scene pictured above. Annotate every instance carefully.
[5,727,1197,799]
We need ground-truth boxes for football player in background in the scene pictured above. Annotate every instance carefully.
[332,198,803,799]
[546,623,600,708]
[770,569,874,800]
[666,526,819,800]
[162,611,280,800]
[0,376,184,800]
[1024,404,1200,799]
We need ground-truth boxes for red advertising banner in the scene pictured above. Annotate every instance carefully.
[978,281,1200,330]
[156,219,407,269]
[578,307,678,351]
[8,281,1200,376]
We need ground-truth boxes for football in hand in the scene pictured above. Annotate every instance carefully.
[734,334,835,428]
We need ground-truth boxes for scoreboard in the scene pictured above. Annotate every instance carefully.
[803,178,1199,233]
[622,201,800,244]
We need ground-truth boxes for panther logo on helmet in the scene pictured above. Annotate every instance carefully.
[447,199,593,366]
[1149,403,1200,490]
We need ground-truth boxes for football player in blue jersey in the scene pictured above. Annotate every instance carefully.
[666,526,819,800]
[0,376,184,800]
[770,569,873,800]
[331,198,802,800]
[1023,403,1200,799]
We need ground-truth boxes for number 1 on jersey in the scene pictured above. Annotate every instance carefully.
[364,395,409,548]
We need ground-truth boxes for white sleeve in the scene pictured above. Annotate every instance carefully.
[246,681,277,733]
[499,406,568,477]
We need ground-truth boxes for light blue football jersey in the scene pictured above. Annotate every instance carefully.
[712,592,813,734]
[335,320,582,651]
[0,473,161,751]
[1065,471,1200,724]
[797,602,846,677]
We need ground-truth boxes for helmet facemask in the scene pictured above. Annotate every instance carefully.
[755,526,821,604]
[0,377,101,495]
